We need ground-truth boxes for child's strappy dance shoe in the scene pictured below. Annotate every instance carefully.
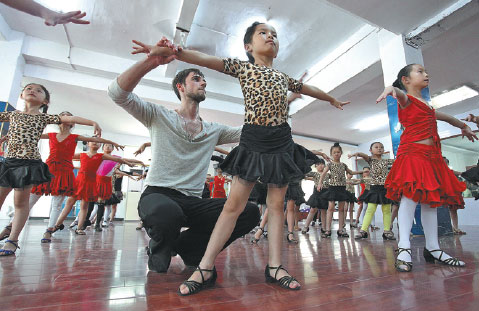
[395,248,412,272]
[0,225,12,241]
[286,231,298,244]
[177,266,217,296]
[265,265,301,290]
[41,224,65,243]
[0,240,20,256]
[423,248,465,267]
[251,227,264,244]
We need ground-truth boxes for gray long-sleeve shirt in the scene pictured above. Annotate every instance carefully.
[108,79,241,197]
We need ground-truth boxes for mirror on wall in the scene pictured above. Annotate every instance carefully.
[441,130,479,199]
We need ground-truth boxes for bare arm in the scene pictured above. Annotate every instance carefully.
[301,84,350,110]
[376,86,409,109]
[311,150,331,162]
[132,39,224,72]
[77,135,124,151]
[102,154,135,167]
[318,166,330,190]
[214,146,230,156]
[0,0,89,26]
[462,114,479,127]
[40,133,49,139]
[134,142,151,156]
[346,167,363,176]
[436,111,478,142]
[348,152,370,162]
[60,116,101,137]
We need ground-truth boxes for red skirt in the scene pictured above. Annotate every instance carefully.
[385,143,465,208]
[96,176,112,201]
[74,172,98,202]
[31,162,75,196]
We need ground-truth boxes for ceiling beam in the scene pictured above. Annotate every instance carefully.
[0,12,12,41]
[405,0,479,48]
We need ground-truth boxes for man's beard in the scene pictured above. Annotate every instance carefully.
[187,91,205,103]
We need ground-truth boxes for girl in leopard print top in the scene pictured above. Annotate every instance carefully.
[318,143,362,238]
[349,142,396,241]
[0,83,102,256]
[132,22,350,294]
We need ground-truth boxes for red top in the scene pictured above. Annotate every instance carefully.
[78,153,104,180]
[212,175,226,197]
[398,95,440,148]
[45,133,79,169]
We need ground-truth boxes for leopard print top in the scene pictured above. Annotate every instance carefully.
[346,182,355,193]
[223,58,303,126]
[368,158,394,185]
[327,162,349,186]
[306,171,330,188]
[0,111,61,160]
[361,177,372,190]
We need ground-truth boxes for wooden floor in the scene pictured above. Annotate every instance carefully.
[0,220,477,311]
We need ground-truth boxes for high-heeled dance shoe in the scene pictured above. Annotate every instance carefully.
[251,227,264,244]
[423,248,466,267]
[265,265,301,290]
[382,231,396,240]
[321,230,331,238]
[177,266,217,296]
[287,231,298,244]
[337,230,349,238]
[354,230,368,240]
[301,227,309,234]
[41,224,65,243]
[395,248,412,272]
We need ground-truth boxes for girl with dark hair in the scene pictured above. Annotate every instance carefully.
[350,142,396,240]
[0,84,103,255]
[376,64,477,272]
[131,22,349,294]
[302,160,329,234]
[318,143,363,238]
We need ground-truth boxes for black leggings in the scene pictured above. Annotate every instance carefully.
[139,186,260,266]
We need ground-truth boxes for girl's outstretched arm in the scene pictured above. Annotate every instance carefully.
[348,152,370,162]
[102,154,135,167]
[132,38,224,72]
[318,166,330,191]
[77,136,124,151]
[376,86,409,109]
[134,142,151,156]
[60,116,101,137]
[300,84,350,110]
[436,111,478,142]
[462,114,479,127]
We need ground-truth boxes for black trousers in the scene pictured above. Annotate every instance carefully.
[139,186,260,271]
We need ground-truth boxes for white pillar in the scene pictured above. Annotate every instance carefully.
[0,30,26,106]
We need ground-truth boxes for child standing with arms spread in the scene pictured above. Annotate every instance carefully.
[132,21,349,294]
[376,64,477,272]
[0,83,102,255]
[318,143,362,238]
[54,141,134,235]
[350,142,396,240]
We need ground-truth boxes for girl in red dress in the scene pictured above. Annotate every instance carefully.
[27,112,123,242]
[54,141,134,235]
[210,168,230,199]
[376,64,477,272]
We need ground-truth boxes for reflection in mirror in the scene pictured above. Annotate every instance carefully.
[441,130,479,199]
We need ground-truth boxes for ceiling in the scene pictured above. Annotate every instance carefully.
[1,0,478,147]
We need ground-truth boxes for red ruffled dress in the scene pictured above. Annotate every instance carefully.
[74,153,104,202]
[31,133,79,196]
[385,95,465,208]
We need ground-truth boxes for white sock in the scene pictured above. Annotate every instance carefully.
[397,196,417,262]
[421,204,458,262]
[359,202,367,225]
[89,205,98,222]
[48,196,65,228]
[103,205,111,223]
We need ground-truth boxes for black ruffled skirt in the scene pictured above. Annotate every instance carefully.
[322,185,350,202]
[285,182,305,205]
[220,123,319,186]
[362,185,393,205]
[346,191,358,203]
[307,187,329,209]
[461,159,479,184]
[104,192,122,205]
[358,189,370,203]
[0,158,53,189]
